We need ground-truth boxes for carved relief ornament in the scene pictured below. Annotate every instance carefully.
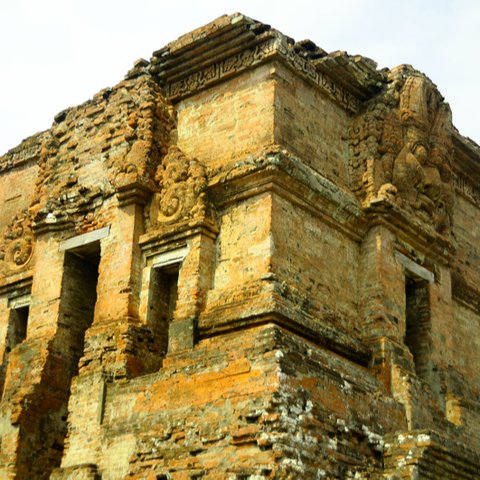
[162,36,360,112]
[0,210,34,272]
[349,66,454,233]
[149,146,212,231]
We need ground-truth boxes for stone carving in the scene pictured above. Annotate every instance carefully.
[166,39,276,100]
[0,133,44,174]
[0,210,34,271]
[149,146,210,229]
[453,173,480,205]
[276,37,361,112]
[162,36,360,112]
[350,65,454,233]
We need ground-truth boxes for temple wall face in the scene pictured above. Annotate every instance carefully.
[273,62,351,188]
[0,159,39,235]
[210,194,273,292]
[271,192,360,330]
[452,302,480,382]
[453,194,480,287]
[450,194,480,392]
[176,64,276,169]
[0,12,479,480]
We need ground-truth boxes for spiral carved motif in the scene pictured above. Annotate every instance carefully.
[0,211,34,270]
[150,146,208,228]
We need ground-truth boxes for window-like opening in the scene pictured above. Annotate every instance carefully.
[60,242,100,373]
[148,264,180,357]
[404,275,431,379]
[1,295,30,399]
[6,305,29,353]
[15,236,104,479]
[18,241,101,478]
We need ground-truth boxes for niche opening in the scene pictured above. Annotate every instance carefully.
[404,275,431,380]
[60,241,100,370]
[6,305,29,353]
[148,263,180,357]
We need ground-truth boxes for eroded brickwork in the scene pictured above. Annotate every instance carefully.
[0,13,479,480]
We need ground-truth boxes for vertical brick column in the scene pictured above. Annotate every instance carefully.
[0,223,73,479]
[54,371,106,475]
[80,199,145,379]
[58,192,148,476]
[427,264,454,411]
[359,224,411,400]
[168,232,216,353]
[359,224,405,342]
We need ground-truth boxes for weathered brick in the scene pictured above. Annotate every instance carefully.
[0,12,479,480]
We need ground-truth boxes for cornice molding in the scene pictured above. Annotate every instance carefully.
[209,150,366,242]
[364,198,455,265]
[150,13,384,112]
[452,132,480,205]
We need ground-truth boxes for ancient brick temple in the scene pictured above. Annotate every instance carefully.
[0,13,479,479]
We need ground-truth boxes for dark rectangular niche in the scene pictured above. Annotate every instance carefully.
[405,276,431,380]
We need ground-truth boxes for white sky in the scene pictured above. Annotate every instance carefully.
[1,0,479,155]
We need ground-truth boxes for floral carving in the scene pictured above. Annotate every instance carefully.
[349,66,454,233]
[0,210,34,271]
[149,146,210,229]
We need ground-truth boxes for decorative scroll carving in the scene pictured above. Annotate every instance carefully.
[167,39,277,100]
[453,173,480,205]
[0,210,34,271]
[0,133,44,173]
[276,38,361,112]
[164,36,360,112]
[149,146,212,230]
[349,66,454,233]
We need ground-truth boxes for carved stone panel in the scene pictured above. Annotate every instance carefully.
[0,210,34,273]
[349,66,454,234]
[148,146,213,232]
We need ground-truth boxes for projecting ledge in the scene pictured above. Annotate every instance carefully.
[59,226,110,252]
[395,252,435,283]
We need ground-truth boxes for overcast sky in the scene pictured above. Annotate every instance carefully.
[1,0,479,155]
